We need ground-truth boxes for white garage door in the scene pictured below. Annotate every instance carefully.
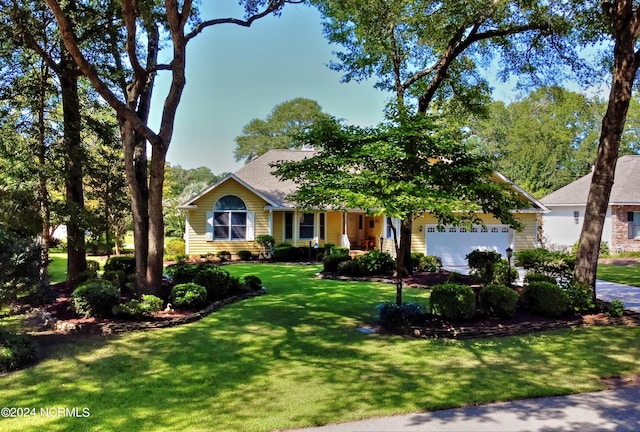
[425,225,511,266]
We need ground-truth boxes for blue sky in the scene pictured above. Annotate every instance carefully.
[149,3,520,176]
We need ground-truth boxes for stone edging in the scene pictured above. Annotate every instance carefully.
[409,314,640,340]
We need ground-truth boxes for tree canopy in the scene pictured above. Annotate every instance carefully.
[470,86,640,198]
[274,114,527,304]
[234,98,331,163]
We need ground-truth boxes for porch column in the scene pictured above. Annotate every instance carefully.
[268,209,273,236]
[340,211,350,248]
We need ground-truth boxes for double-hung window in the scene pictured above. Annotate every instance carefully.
[299,213,314,239]
[629,212,640,239]
[213,195,247,240]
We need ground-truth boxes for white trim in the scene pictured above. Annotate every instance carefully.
[205,211,214,241]
[178,173,281,208]
[246,211,255,241]
[184,212,191,254]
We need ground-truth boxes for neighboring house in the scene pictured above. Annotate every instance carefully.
[541,155,640,253]
[179,149,547,266]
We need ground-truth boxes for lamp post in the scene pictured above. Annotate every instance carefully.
[379,236,384,251]
[505,246,513,287]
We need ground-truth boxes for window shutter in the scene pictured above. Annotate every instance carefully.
[205,211,214,241]
[628,212,635,222]
[246,211,255,241]
[629,212,635,239]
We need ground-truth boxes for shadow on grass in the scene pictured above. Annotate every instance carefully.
[1,263,639,432]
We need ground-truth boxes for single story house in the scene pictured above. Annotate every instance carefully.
[541,155,640,253]
[179,149,547,266]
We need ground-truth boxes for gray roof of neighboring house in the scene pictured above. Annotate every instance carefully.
[541,155,640,206]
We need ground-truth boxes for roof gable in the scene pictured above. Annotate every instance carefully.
[181,149,546,212]
[541,155,640,205]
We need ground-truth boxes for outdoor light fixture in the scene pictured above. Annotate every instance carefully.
[379,236,384,250]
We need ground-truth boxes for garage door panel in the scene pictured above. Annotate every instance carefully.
[425,225,510,266]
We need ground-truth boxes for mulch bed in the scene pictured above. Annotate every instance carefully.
[319,269,640,339]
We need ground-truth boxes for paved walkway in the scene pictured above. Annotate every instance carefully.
[285,387,640,431]
[596,280,640,312]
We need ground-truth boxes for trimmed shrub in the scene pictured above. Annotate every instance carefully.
[0,330,37,373]
[72,279,120,317]
[193,265,236,301]
[522,281,569,317]
[330,246,350,256]
[142,294,163,312]
[216,250,232,262]
[86,260,101,272]
[165,262,200,285]
[430,284,476,321]
[375,302,426,329]
[323,254,352,272]
[102,270,126,289]
[75,269,98,286]
[171,283,207,309]
[255,234,275,260]
[165,238,186,257]
[337,259,362,277]
[237,250,253,261]
[524,272,557,285]
[515,248,574,280]
[112,295,163,319]
[273,243,295,262]
[492,260,519,285]
[479,284,520,318]
[607,299,624,317]
[242,275,262,291]
[563,281,596,314]
[355,249,395,276]
[466,249,503,284]
[411,253,441,272]
[104,255,136,277]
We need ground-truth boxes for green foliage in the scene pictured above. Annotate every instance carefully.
[515,248,575,279]
[0,229,42,307]
[171,283,207,309]
[72,279,120,317]
[234,98,331,163]
[330,246,350,256]
[102,270,127,289]
[562,281,596,314]
[493,260,519,285]
[255,234,275,260]
[166,263,240,302]
[112,295,163,319]
[103,255,136,277]
[479,284,520,318]
[524,272,557,285]
[242,275,263,291]
[607,299,625,317]
[410,253,441,272]
[375,302,425,329]
[216,250,232,262]
[86,260,101,272]
[522,281,569,318]
[165,262,199,285]
[165,238,186,257]
[466,249,503,284]
[0,330,37,373]
[323,254,352,272]
[237,250,253,261]
[430,284,476,321]
[354,249,395,276]
[337,259,362,277]
[570,240,610,257]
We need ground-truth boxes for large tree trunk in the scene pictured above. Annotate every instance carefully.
[37,63,51,284]
[574,3,640,298]
[60,21,86,287]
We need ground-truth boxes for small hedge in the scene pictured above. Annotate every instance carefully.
[524,272,557,285]
[430,284,476,321]
[237,250,253,261]
[242,275,262,291]
[112,294,163,319]
[410,253,441,272]
[522,281,569,317]
[166,263,242,302]
[103,255,136,277]
[0,330,37,373]
[479,284,520,318]
[466,249,503,284]
[375,302,425,329]
[171,283,207,309]
[72,279,120,317]
[355,250,395,276]
[323,254,352,272]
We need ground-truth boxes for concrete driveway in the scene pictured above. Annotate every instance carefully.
[596,280,640,312]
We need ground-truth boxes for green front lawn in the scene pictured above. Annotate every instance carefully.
[1,264,639,432]
[597,263,640,287]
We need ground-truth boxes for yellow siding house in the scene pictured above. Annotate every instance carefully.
[179,149,547,266]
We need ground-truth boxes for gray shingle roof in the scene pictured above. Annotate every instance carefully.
[541,155,640,205]
[234,149,317,207]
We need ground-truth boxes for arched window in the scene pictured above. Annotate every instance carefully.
[214,195,247,240]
